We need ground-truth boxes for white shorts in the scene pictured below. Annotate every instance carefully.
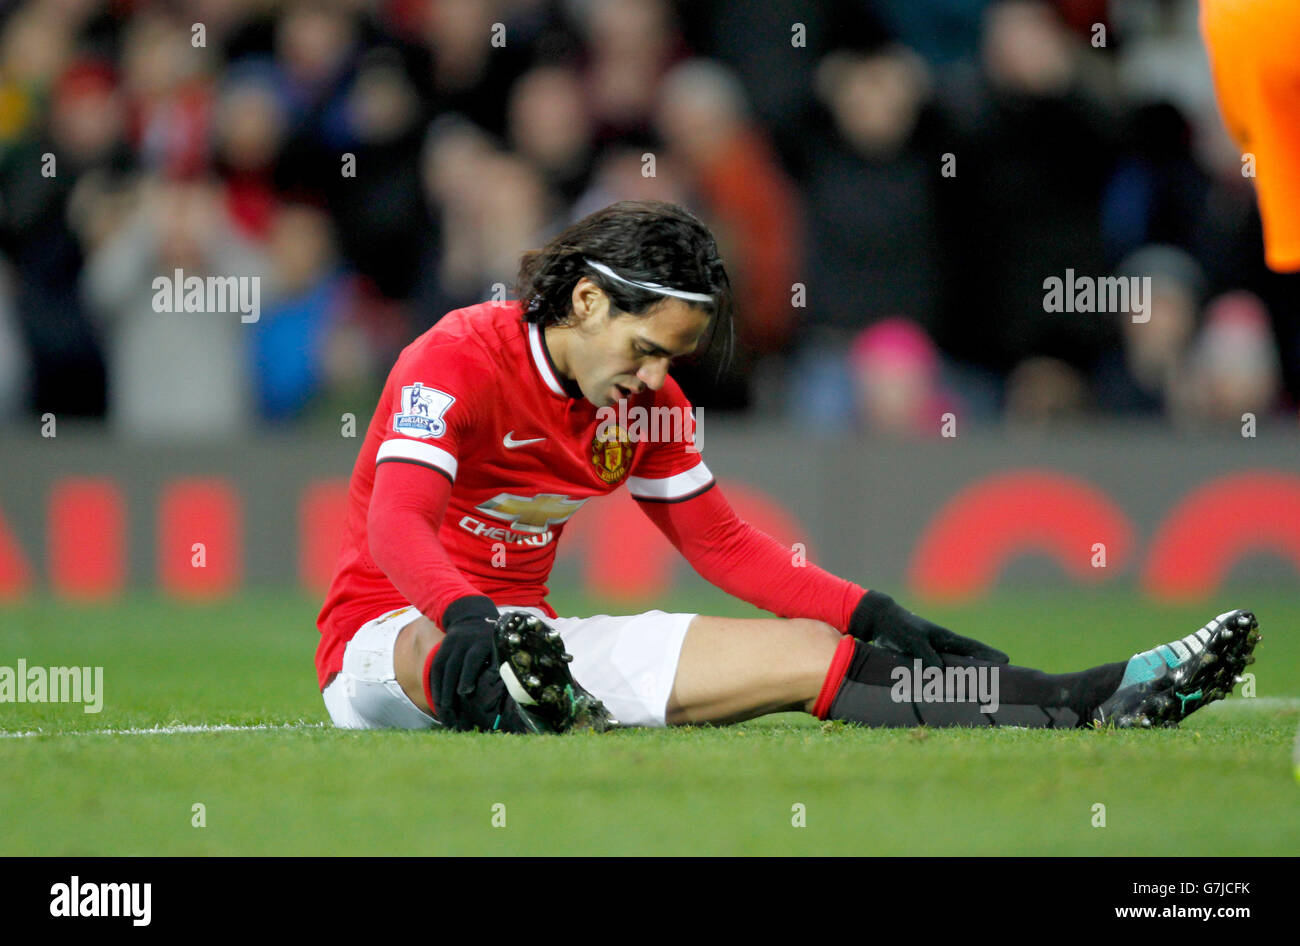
[321,605,697,730]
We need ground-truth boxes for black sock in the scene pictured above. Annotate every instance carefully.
[824,640,1126,729]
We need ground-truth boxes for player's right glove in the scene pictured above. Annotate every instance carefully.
[848,590,1010,669]
[429,595,507,731]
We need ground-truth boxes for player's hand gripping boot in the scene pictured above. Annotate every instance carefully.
[494,612,617,734]
[1092,609,1261,728]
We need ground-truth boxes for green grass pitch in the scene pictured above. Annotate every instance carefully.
[1,588,1296,855]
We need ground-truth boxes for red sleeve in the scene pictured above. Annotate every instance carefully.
[367,459,484,628]
[637,481,864,632]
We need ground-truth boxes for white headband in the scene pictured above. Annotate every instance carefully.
[584,258,713,304]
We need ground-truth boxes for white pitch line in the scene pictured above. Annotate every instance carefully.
[1207,697,1300,711]
[0,721,328,739]
[1,701,1295,739]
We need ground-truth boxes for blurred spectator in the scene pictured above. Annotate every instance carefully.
[330,46,429,299]
[1102,102,1210,264]
[787,36,962,432]
[0,4,74,151]
[1182,291,1283,425]
[276,2,358,110]
[937,0,1117,381]
[1093,244,1204,417]
[250,203,355,421]
[577,0,684,144]
[120,12,214,178]
[212,62,289,240]
[0,54,128,419]
[657,59,798,355]
[802,41,946,335]
[415,0,529,138]
[656,59,799,408]
[413,115,497,325]
[81,178,269,439]
[850,317,959,436]
[507,65,594,203]
[677,0,851,170]
[271,2,361,203]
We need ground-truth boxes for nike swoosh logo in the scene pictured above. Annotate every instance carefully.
[503,431,546,449]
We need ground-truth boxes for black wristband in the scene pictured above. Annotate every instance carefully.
[441,595,499,631]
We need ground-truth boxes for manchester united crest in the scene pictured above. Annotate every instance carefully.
[591,423,633,483]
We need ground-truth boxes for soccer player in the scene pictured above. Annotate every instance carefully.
[1201,0,1300,274]
[315,200,1260,734]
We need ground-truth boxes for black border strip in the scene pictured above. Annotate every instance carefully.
[375,456,455,484]
[630,480,716,504]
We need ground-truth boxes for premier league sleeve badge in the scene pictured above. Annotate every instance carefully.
[393,382,456,438]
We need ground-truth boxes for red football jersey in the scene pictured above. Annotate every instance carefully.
[314,301,712,687]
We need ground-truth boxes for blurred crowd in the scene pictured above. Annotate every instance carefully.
[0,0,1295,439]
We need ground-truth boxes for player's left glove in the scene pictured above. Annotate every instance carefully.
[848,590,1010,669]
[430,596,614,733]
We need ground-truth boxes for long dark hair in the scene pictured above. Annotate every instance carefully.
[516,200,734,368]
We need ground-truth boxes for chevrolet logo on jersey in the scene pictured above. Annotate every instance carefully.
[475,493,588,534]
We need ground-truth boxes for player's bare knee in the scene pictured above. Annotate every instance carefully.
[785,618,841,652]
[394,616,443,708]
[408,616,443,657]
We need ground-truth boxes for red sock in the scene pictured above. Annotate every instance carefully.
[812,635,857,719]
[422,641,442,716]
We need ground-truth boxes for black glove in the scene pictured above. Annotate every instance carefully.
[429,595,502,731]
[848,590,1009,669]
